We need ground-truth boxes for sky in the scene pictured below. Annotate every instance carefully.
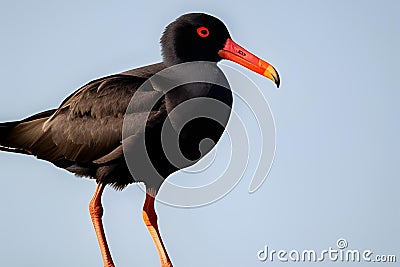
[0,0,399,266]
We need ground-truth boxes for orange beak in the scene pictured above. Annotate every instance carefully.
[218,38,280,87]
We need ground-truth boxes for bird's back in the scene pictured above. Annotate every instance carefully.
[0,62,233,190]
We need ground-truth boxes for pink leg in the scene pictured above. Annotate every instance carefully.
[89,183,115,267]
[142,191,173,267]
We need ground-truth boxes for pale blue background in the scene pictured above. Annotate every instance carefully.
[0,0,399,266]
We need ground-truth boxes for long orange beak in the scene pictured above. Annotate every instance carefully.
[218,38,280,87]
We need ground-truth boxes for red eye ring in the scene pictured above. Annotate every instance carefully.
[197,26,210,38]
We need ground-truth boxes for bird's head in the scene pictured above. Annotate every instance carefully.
[161,13,280,87]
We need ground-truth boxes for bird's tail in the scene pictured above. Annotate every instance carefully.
[0,109,57,155]
[0,121,27,154]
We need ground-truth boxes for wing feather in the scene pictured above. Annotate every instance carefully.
[3,62,167,164]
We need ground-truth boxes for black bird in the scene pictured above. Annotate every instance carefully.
[0,13,279,267]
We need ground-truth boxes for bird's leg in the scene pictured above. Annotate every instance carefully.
[142,190,173,267]
[89,183,115,267]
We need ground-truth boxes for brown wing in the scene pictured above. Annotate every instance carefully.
[0,62,166,164]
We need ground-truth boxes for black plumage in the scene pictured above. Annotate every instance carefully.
[0,14,233,191]
[0,13,279,267]
[0,60,231,190]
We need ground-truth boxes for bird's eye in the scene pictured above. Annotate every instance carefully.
[196,26,210,38]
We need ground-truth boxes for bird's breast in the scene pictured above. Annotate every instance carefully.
[162,82,233,166]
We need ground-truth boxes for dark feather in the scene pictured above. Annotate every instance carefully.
[0,62,167,187]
